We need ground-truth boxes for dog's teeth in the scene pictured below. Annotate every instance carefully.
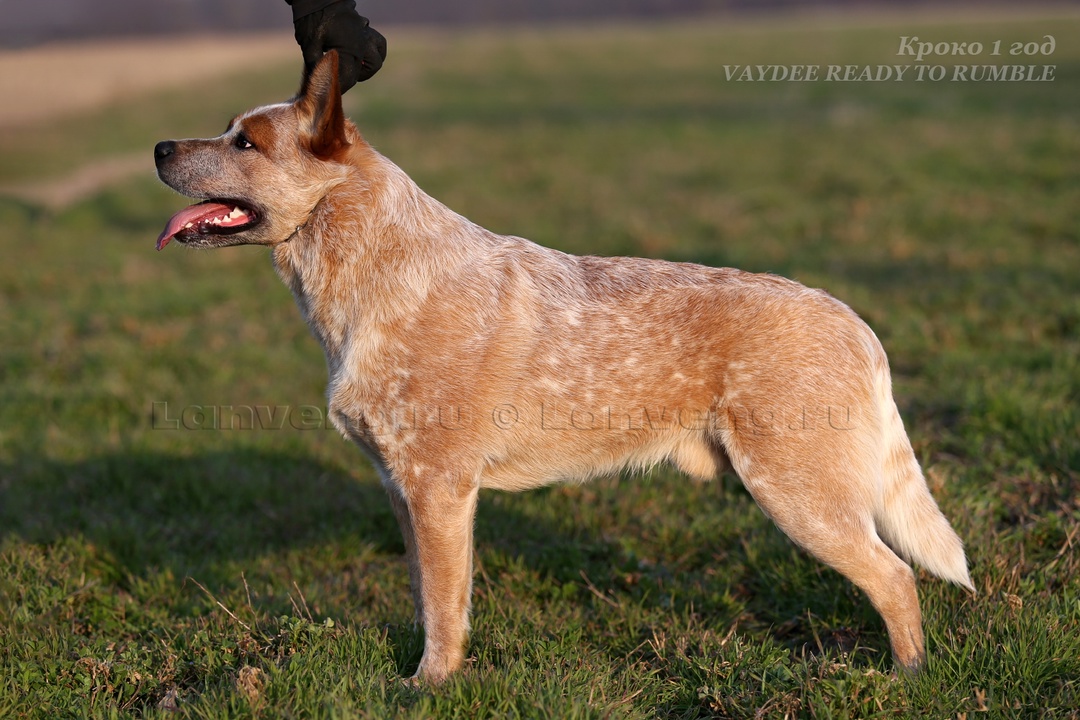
[230,207,243,218]
[184,222,194,229]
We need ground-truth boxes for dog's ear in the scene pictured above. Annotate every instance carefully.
[297,50,350,160]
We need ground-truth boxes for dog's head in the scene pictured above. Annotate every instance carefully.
[154,51,353,250]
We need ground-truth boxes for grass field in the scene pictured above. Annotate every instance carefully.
[1,10,1079,718]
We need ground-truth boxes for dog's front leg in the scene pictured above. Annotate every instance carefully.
[386,487,424,624]
[400,471,479,684]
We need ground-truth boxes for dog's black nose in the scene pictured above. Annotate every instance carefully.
[154,140,176,163]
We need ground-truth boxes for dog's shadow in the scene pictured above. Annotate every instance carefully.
[0,449,401,575]
[0,444,620,582]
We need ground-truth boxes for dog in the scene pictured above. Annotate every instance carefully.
[153,51,973,684]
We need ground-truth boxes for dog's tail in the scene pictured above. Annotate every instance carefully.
[873,365,974,591]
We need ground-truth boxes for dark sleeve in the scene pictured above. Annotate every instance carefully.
[285,0,343,21]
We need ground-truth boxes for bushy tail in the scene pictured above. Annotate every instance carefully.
[874,373,974,591]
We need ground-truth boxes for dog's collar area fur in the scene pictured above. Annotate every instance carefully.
[286,196,327,244]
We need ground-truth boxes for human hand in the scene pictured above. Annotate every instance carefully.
[293,1,387,93]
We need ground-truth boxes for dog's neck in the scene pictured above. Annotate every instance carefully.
[271,146,481,379]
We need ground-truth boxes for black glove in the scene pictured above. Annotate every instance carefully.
[291,0,387,93]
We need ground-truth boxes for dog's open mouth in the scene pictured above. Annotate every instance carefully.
[156,200,259,250]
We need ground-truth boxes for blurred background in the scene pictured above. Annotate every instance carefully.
[4,0,1077,44]
[1,1,1078,715]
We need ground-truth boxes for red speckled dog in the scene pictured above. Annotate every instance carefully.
[154,52,972,684]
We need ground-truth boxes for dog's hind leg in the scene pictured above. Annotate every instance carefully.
[724,440,927,671]
[400,471,480,684]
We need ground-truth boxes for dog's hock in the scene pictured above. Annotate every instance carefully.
[298,50,350,160]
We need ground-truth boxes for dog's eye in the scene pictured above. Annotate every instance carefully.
[234,133,255,150]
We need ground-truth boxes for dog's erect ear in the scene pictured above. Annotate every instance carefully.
[297,50,350,159]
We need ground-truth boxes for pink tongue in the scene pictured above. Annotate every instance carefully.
[156,201,236,251]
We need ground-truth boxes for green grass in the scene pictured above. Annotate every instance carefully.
[2,11,1079,718]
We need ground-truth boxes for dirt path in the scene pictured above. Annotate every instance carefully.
[0,32,295,130]
[3,152,150,209]
[0,33,297,208]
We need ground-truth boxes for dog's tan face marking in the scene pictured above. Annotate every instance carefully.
[154,51,973,685]
[235,114,278,157]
